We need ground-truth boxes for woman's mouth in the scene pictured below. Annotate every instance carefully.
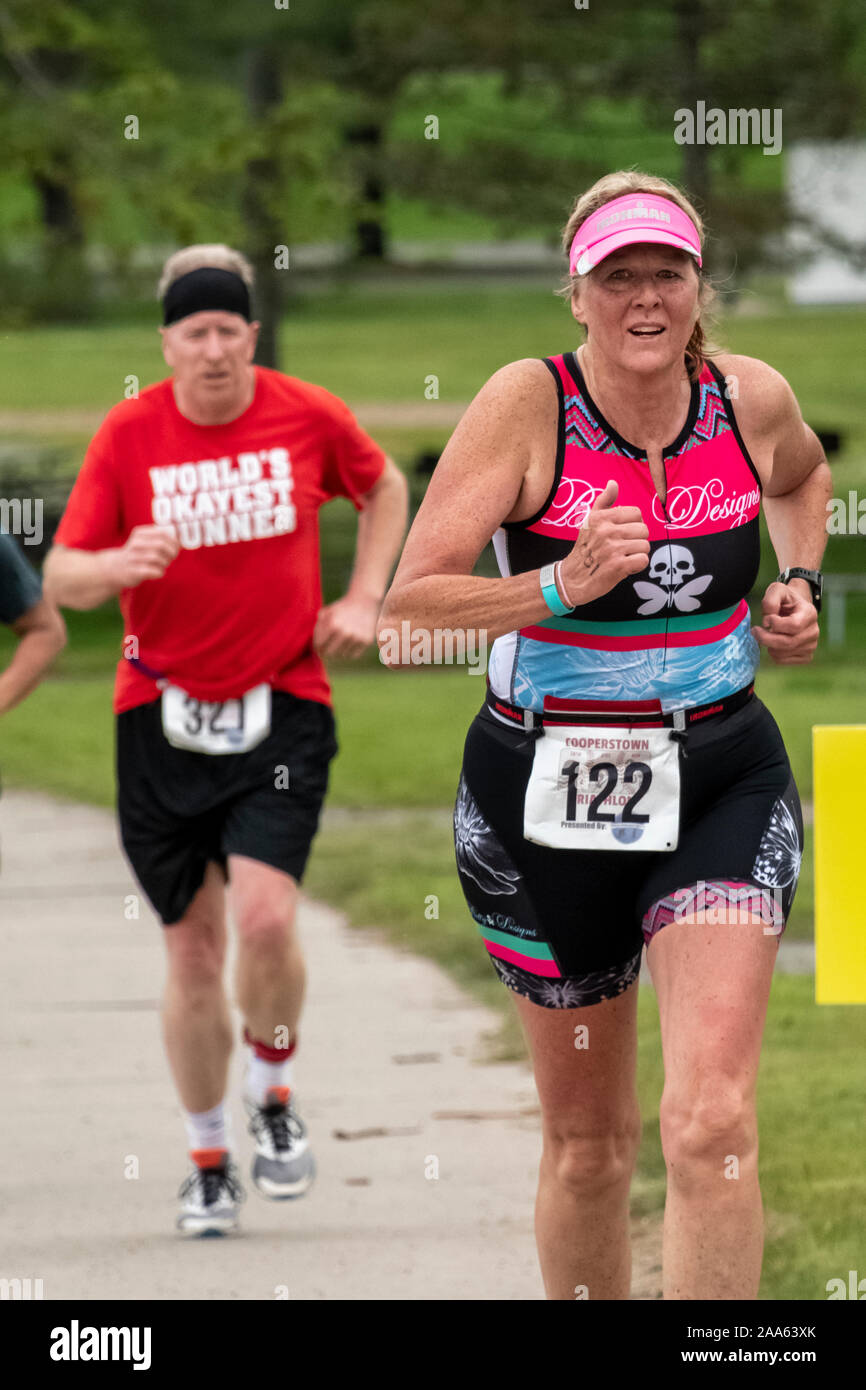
[628,326,665,337]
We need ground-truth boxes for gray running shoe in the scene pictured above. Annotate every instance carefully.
[176,1156,245,1237]
[244,1087,315,1200]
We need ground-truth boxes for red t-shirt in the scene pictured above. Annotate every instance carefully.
[54,367,386,713]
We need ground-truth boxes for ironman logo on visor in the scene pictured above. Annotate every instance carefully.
[569,194,702,276]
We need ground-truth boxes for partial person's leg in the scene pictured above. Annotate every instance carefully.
[646,904,779,1299]
[161,860,231,1112]
[513,982,642,1300]
[453,711,645,1298]
[228,853,314,1198]
[229,855,303,1044]
[223,691,337,1057]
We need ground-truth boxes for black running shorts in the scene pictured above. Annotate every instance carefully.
[454,694,803,1009]
[117,691,337,925]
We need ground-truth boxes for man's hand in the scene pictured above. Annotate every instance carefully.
[752,580,819,665]
[313,593,380,659]
[558,479,650,606]
[102,525,180,589]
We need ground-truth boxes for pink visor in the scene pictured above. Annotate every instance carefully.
[569,193,702,276]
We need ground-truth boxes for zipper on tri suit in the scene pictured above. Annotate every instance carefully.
[659,457,688,754]
[660,456,671,674]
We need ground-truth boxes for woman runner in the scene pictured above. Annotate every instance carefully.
[379,171,830,1299]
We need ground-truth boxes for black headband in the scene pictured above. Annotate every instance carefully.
[162,267,252,326]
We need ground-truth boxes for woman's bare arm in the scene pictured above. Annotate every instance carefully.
[378,358,650,660]
[721,354,830,663]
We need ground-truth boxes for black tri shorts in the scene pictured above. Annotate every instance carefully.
[454,693,803,1010]
[116,691,337,926]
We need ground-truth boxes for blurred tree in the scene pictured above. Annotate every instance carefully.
[135,0,347,364]
[0,0,155,317]
[242,44,285,370]
[2,0,864,339]
[382,0,866,280]
[585,0,866,276]
[0,0,340,355]
[119,0,591,347]
[290,0,592,262]
[0,0,257,322]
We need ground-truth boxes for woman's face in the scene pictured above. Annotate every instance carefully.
[571,244,701,375]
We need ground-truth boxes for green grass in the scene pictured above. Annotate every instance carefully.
[304,812,864,1300]
[0,625,858,1307]
[755,977,866,1300]
[3,603,864,949]
[631,972,866,1301]
[0,296,863,1299]
[7,601,863,813]
[2,287,864,445]
[714,307,866,443]
[0,285,571,412]
[0,679,117,807]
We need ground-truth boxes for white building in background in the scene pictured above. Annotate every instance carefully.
[787,142,866,305]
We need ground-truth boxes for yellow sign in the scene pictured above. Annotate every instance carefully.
[813,726,866,1003]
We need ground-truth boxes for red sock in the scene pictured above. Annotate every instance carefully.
[243,1028,296,1105]
[190,1146,228,1170]
[243,1026,297,1062]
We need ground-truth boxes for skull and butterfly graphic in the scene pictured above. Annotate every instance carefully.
[634,543,713,615]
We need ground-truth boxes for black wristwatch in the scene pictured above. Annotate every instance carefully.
[777,567,823,613]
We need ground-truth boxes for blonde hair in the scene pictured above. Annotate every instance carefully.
[559,171,716,380]
[157,244,255,301]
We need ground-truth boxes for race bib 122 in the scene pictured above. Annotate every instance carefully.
[523,723,681,852]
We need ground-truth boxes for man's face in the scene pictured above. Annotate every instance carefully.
[160,310,259,396]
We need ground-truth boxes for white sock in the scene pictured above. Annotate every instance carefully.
[183,1101,230,1158]
[245,1051,294,1107]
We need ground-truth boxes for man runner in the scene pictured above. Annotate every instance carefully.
[44,245,407,1235]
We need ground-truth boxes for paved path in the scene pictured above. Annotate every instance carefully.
[0,790,812,1300]
[0,790,550,1301]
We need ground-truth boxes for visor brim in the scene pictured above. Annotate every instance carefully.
[573,227,702,276]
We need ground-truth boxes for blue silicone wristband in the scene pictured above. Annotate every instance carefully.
[540,563,574,616]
